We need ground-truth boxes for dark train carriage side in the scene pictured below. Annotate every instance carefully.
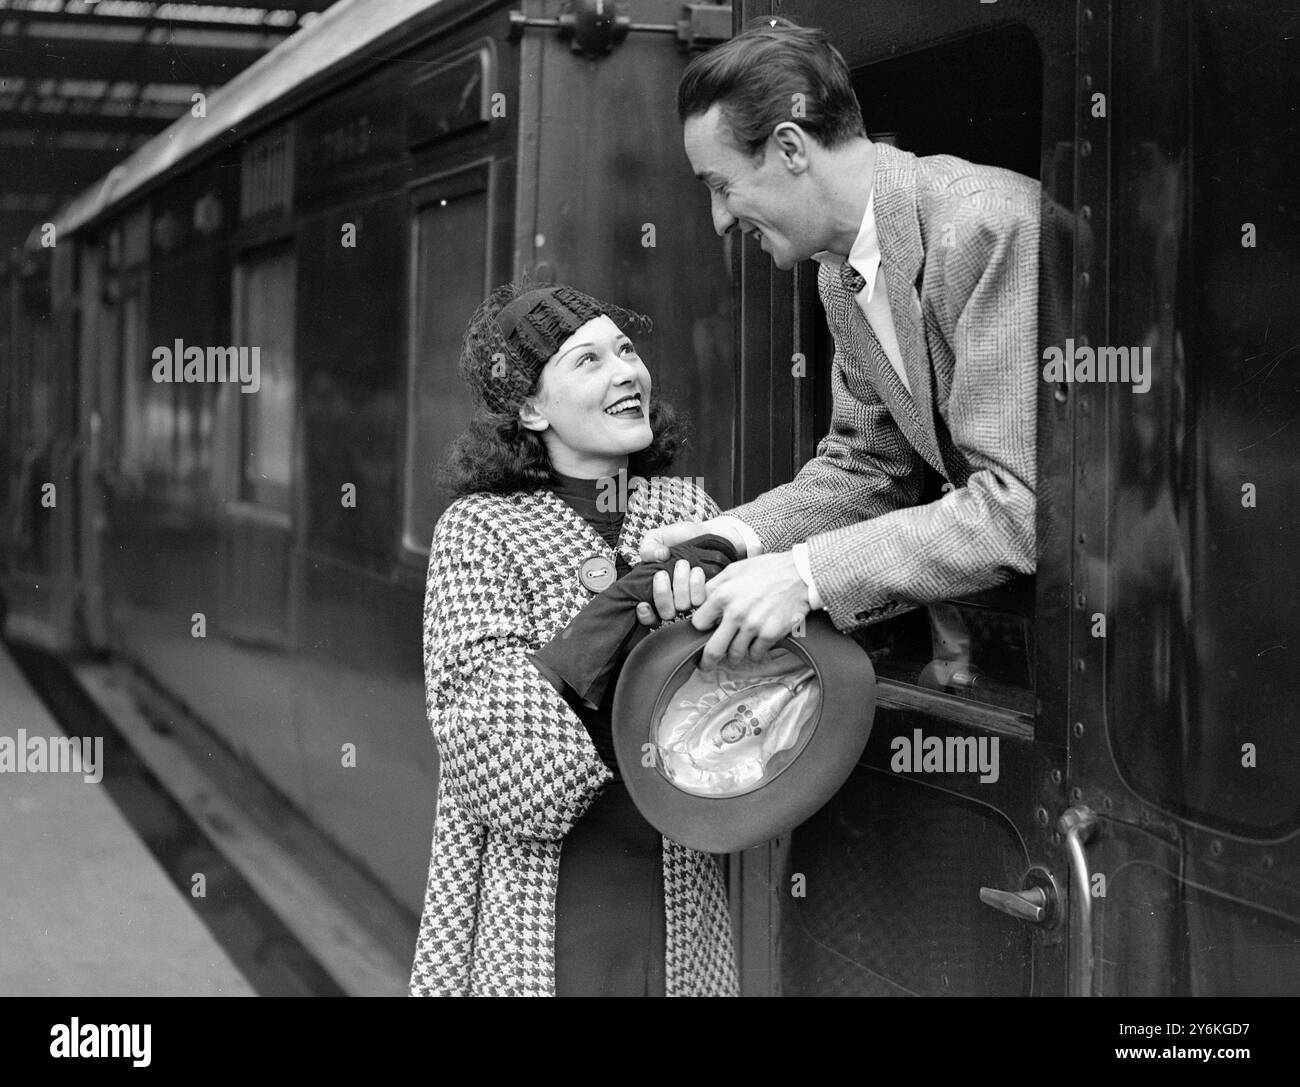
[7,0,735,920]
[730,0,1300,996]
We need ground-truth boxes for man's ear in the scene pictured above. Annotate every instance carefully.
[518,398,549,432]
[771,122,810,174]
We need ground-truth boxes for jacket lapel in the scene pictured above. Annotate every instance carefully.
[864,145,946,477]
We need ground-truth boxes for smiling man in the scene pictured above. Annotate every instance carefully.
[640,18,1040,668]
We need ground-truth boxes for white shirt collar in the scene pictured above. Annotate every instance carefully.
[813,186,882,302]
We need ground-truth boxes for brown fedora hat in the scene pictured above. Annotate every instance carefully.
[612,612,876,853]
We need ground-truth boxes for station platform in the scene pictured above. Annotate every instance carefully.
[0,641,255,996]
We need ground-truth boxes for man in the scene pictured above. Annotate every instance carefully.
[638,19,1039,670]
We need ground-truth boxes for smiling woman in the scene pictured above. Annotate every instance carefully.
[408,282,737,997]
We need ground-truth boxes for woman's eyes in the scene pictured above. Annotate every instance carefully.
[575,343,637,366]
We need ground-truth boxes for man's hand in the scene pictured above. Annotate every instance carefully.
[639,521,708,563]
[691,551,811,668]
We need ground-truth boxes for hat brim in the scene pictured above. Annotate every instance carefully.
[612,612,876,853]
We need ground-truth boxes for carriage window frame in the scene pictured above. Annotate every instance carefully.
[399,159,496,565]
[229,241,296,522]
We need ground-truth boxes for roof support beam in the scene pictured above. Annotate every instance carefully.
[2,36,269,85]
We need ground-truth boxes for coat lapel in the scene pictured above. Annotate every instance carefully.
[863,145,946,477]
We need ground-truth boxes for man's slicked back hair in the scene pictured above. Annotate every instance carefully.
[677,17,866,157]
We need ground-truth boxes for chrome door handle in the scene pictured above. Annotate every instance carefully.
[979,885,1050,923]
[1058,804,1100,997]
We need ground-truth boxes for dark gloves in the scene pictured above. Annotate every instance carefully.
[532,533,740,709]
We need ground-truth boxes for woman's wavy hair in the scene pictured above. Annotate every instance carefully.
[440,280,687,497]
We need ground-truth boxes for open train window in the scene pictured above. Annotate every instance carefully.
[823,25,1043,719]
[401,164,491,557]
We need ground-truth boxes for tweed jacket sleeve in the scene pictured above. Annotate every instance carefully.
[724,321,927,546]
[423,496,612,840]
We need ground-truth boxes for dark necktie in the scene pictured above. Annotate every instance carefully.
[839,259,867,296]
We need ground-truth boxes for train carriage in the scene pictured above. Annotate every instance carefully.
[2,0,1298,997]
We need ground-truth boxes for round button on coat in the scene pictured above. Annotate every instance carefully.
[578,555,617,593]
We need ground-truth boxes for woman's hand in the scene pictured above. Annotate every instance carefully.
[635,559,708,626]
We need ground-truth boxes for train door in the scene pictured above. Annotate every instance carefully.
[221,130,298,650]
[1065,0,1300,997]
[221,243,296,648]
[728,1,1077,995]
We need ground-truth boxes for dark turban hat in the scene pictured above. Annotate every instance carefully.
[460,282,653,414]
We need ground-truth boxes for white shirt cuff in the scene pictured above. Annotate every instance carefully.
[791,543,824,612]
[707,516,763,559]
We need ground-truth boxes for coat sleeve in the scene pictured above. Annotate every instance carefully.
[721,290,927,553]
[804,196,1039,629]
[423,498,612,840]
[679,477,723,523]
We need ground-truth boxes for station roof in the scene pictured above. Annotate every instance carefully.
[1,0,341,265]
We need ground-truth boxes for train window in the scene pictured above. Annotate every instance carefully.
[401,169,487,556]
[1104,0,1300,836]
[234,247,295,512]
[813,28,1044,719]
[119,288,171,486]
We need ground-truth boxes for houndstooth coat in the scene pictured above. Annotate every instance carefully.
[408,474,739,997]
[729,142,1040,631]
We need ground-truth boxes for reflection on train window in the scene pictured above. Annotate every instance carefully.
[851,600,1035,716]
[402,181,484,554]
[236,248,295,511]
[119,291,170,485]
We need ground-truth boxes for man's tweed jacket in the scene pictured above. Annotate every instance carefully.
[729,142,1040,631]
[408,475,738,997]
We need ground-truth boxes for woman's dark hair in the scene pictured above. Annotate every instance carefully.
[440,281,686,497]
[677,17,865,158]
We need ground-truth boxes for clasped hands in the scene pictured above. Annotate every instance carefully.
[634,521,811,668]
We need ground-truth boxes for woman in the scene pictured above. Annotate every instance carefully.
[408,281,738,997]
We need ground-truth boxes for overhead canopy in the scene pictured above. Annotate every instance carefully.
[1,0,339,265]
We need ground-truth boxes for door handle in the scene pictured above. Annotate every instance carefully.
[1058,804,1100,997]
[979,885,1050,924]
[979,866,1060,926]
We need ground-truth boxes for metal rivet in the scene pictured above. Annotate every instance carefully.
[1036,807,1050,826]
[1080,139,1092,157]
[1080,205,1092,221]
[1050,768,1063,785]
[1079,271,1091,289]
[1052,830,1063,845]
[1103,796,1113,810]
[1070,787,1083,802]
[1077,532,1087,544]
[1084,8,1094,23]
[1263,855,1274,871]
[1073,721,1085,738]
[1054,384,1068,402]
[1082,73,1093,90]
[1209,839,1224,857]
[1076,592,1087,608]
[1076,658,1086,672]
